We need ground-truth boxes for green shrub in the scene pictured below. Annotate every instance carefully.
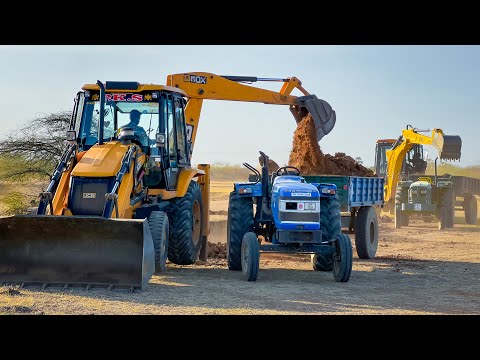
[0,192,28,215]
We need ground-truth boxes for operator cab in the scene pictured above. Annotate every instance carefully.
[375,139,427,177]
[69,82,192,190]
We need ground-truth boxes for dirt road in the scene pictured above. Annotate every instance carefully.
[2,220,479,315]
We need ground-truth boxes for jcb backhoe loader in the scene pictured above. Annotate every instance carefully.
[0,73,335,290]
[374,125,462,229]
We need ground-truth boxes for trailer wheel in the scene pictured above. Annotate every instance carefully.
[311,253,332,271]
[333,233,352,282]
[464,194,478,225]
[395,206,402,229]
[227,192,254,270]
[438,207,447,230]
[148,211,169,273]
[241,232,260,281]
[168,181,203,265]
[354,206,378,259]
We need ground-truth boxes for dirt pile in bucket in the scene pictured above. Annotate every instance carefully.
[288,114,375,177]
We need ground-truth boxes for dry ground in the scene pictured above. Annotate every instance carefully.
[1,181,479,315]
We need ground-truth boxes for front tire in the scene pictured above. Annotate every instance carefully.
[148,211,169,272]
[355,206,379,259]
[168,181,203,265]
[227,192,254,270]
[440,189,455,228]
[333,233,353,282]
[241,232,260,281]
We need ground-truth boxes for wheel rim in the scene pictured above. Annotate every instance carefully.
[192,200,201,246]
[369,221,375,244]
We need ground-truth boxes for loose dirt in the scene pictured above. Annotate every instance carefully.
[288,114,375,176]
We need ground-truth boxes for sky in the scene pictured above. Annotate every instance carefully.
[0,45,479,168]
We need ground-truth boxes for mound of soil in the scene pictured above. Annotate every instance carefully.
[207,242,227,259]
[288,114,375,177]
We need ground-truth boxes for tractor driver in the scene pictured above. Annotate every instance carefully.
[120,109,149,147]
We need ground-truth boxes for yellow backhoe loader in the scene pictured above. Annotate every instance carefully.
[0,73,335,290]
[374,125,462,229]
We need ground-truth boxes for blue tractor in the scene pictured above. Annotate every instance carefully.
[227,152,353,282]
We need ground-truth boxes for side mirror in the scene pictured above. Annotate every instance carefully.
[156,133,166,148]
[66,130,76,144]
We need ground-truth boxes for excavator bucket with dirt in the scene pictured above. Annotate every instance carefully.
[432,134,462,161]
[292,95,336,142]
[0,216,155,291]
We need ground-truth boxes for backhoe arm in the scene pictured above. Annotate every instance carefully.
[384,128,461,203]
[166,72,336,149]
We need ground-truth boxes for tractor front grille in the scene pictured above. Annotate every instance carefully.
[279,212,320,223]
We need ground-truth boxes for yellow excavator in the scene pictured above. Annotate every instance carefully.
[0,72,335,290]
[374,125,462,229]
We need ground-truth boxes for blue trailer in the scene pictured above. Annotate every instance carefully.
[302,176,385,259]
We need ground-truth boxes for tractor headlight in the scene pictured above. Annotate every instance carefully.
[411,190,418,195]
[304,202,316,210]
[321,188,336,195]
[420,190,427,194]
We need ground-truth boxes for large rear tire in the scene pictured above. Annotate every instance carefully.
[355,206,379,259]
[439,189,455,228]
[167,181,203,265]
[438,207,447,230]
[464,194,478,225]
[333,233,353,282]
[148,211,169,273]
[227,192,254,271]
[311,196,341,271]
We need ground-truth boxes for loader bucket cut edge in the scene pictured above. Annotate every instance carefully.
[432,135,462,161]
[0,216,155,291]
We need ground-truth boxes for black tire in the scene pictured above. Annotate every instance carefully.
[438,207,447,230]
[148,211,169,272]
[355,206,379,259]
[333,233,353,282]
[464,194,478,225]
[320,196,342,241]
[312,196,341,271]
[167,181,203,265]
[439,189,455,228]
[311,253,332,271]
[395,206,402,229]
[241,232,260,281]
[227,192,254,271]
[402,213,410,227]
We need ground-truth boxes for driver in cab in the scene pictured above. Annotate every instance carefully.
[119,109,149,147]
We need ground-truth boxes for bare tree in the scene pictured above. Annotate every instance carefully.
[0,111,71,179]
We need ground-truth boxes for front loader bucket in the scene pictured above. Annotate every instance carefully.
[293,95,336,142]
[0,216,155,291]
[432,134,462,161]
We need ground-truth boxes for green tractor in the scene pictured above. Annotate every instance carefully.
[395,160,455,230]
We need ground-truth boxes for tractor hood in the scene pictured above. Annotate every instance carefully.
[410,181,432,189]
[72,142,130,177]
[272,176,320,198]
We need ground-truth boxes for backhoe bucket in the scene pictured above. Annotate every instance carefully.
[432,134,462,161]
[0,216,155,291]
[293,95,336,142]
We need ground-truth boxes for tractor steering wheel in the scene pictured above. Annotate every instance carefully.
[276,166,301,177]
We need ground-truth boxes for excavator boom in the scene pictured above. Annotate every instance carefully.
[167,72,336,147]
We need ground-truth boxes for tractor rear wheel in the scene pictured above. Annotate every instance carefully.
[464,194,478,225]
[148,211,169,273]
[312,196,341,271]
[355,206,379,259]
[227,192,254,270]
[440,189,455,228]
[167,181,203,265]
[438,207,447,230]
